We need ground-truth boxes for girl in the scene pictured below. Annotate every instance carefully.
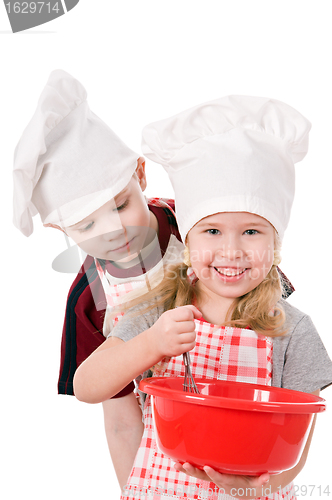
[74,96,332,499]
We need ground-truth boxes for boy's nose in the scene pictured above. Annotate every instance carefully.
[102,227,126,242]
[100,214,125,239]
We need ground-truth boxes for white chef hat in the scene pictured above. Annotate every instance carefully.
[142,95,311,241]
[13,69,139,236]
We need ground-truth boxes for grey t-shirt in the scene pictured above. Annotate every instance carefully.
[110,298,332,394]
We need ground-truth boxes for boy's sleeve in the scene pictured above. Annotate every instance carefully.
[165,198,175,212]
[58,255,135,397]
[277,267,295,299]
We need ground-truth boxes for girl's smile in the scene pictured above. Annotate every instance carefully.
[212,266,249,282]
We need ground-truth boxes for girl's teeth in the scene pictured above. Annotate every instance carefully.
[215,268,245,276]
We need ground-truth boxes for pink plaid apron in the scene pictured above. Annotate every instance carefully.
[121,320,296,500]
[95,260,137,333]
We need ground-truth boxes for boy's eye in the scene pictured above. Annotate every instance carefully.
[80,221,94,232]
[207,229,220,235]
[114,199,129,212]
[244,229,258,235]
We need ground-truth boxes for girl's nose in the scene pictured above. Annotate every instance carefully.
[217,236,244,261]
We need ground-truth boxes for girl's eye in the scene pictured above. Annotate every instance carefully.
[207,229,220,235]
[114,199,129,212]
[80,221,94,232]
[244,229,258,235]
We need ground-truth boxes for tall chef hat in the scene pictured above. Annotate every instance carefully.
[142,95,311,241]
[13,69,139,236]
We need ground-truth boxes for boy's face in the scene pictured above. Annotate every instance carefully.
[64,161,155,261]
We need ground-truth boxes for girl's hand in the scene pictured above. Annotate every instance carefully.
[149,305,201,359]
[173,462,270,499]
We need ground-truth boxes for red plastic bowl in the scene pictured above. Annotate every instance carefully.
[139,377,326,476]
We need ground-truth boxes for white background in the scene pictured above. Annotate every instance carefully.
[1,1,331,499]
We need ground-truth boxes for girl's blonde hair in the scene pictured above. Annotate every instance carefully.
[114,233,287,337]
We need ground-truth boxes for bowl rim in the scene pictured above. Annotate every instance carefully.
[139,377,326,414]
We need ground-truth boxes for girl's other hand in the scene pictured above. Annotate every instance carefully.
[149,305,201,359]
[173,462,270,499]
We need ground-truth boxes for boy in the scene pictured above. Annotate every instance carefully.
[13,69,183,489]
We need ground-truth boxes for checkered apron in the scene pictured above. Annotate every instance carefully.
[121,321,296,500]
[95,198,183,337]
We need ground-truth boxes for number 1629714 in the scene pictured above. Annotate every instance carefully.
[5,2,60,14]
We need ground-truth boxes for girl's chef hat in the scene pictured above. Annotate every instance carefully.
[142,95,311,241]
[13,69,139,236]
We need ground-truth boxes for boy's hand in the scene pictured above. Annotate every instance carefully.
[149,305,201,359]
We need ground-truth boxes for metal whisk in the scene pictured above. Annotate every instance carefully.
[182,352,200,394]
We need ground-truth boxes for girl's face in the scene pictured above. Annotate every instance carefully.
[65,173,154,261]
[187,212,275,303]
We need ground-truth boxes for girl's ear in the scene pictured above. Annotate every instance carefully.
[43,223,67,235]
[135,157,147,191]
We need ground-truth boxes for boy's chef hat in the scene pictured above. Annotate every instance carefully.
[142,95,311,241]
[13,69,139,236]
